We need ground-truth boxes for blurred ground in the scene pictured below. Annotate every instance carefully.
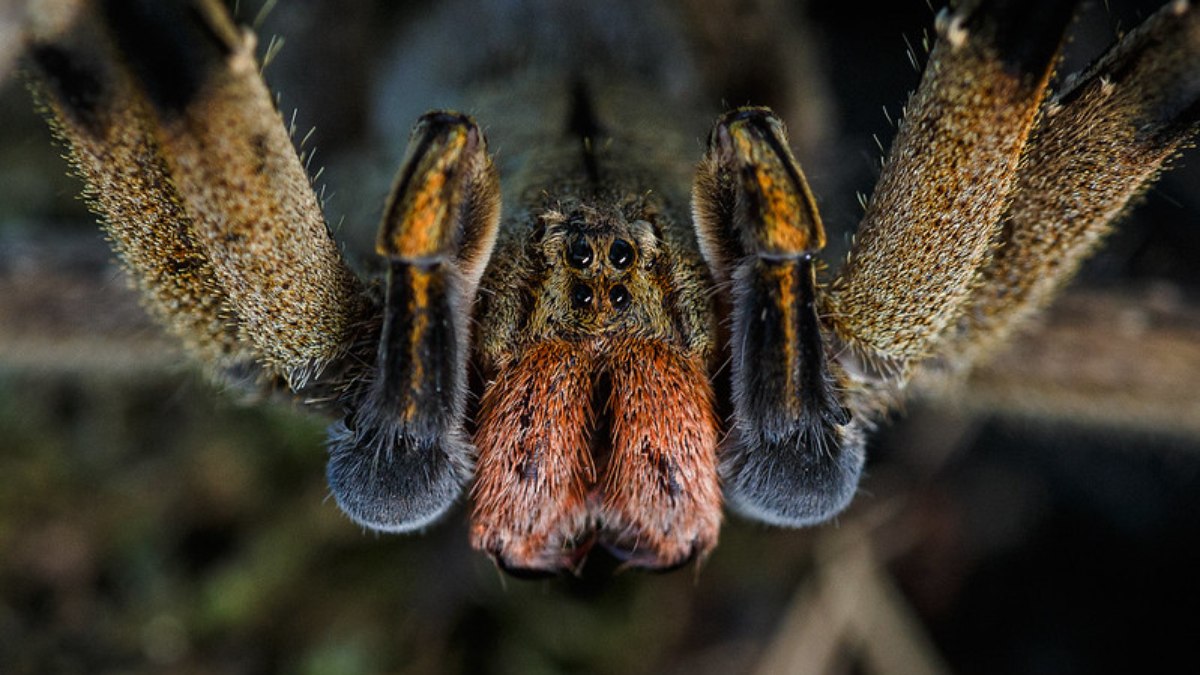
[1,1,1198,673]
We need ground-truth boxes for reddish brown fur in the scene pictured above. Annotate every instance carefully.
[598,338,721,567]
[471,340,597,572]
[471,336,720,571]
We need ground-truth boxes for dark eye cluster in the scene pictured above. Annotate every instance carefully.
[566,236,637,313]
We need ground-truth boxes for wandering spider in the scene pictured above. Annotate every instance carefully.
[14,0,1199,576]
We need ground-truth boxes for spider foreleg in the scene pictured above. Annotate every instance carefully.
[828,0,1078,373]
[933,1,1200,375]
[327,113,500,533]
[98,0,368,385]
[25,1,259,376]
[693,108,864,526]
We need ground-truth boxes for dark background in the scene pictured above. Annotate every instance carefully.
[0,1,1197,673]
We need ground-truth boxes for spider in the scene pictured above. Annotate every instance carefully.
[16,0,1199,576]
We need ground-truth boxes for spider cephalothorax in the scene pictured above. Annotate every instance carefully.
[19,0,1200,575]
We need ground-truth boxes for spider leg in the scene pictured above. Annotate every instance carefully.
[932,2,1200,374]
[28,0,369,388]
[693,108,863,526]
[28,2,504,532]
[328,112,500,532]
[827,0,1078,375]
[26,1,256,376]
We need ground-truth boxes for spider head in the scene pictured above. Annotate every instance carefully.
[529,201,677,342]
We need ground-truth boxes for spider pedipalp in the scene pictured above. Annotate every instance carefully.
[328,111,500,532]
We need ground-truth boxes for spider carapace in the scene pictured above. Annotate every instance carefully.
[21,0,1200,575]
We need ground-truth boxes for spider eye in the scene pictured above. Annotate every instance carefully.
[609,238,635,269]
[567,238,593,268]
[571,283,594,309]
[609,284,631,311]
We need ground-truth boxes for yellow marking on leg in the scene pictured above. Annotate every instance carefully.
[379,129,470,260]
[727,117,826,255]
[402,267,432,423]
[778,264,797,408]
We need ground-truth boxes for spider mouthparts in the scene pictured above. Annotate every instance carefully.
[488,533,597,579]
[487,530,705,578]
[600,538,702,574]
[492,558,562,581]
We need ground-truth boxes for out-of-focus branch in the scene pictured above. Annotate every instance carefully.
[945,286,1200,438]
[753,516,952,675]
[0,233,181,376]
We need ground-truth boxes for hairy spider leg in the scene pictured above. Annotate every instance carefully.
[327,112,501,532]
[933,2,1200,374]
[694,108,863,526]
[828,0,1077,375]
[26,0,369,384]
[26,7,248,374]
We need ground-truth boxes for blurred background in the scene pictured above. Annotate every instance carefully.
[1,0,1198,673]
